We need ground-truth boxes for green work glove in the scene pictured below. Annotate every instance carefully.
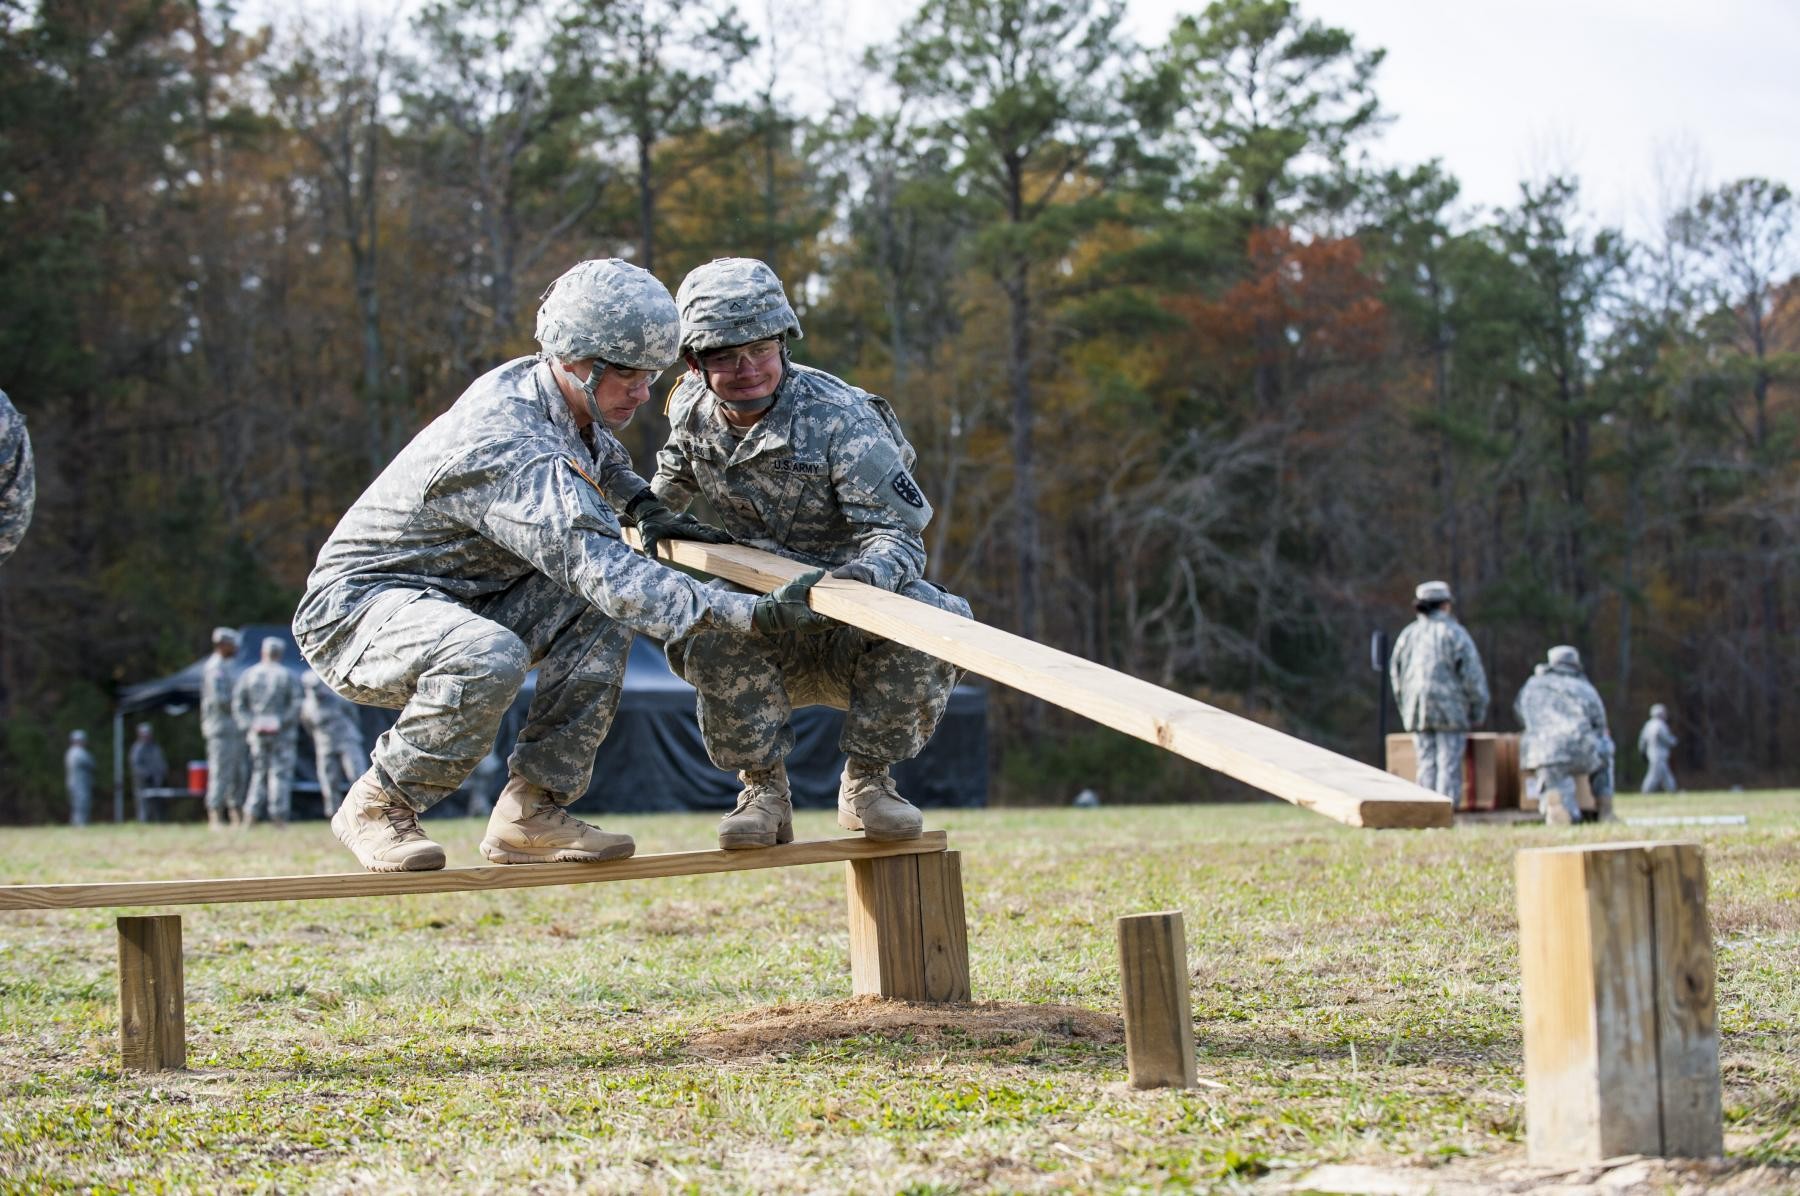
[628,492,734,560]
[829,560,880,587]
[751,569,835,636]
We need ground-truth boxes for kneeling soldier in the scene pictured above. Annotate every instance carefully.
[296,259,829,872]
[651,258,970,850]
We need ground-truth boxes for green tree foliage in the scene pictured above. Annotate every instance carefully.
[0,0,1796,817]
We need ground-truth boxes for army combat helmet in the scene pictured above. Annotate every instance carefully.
[676,258,801,415]
[534,258,680,425]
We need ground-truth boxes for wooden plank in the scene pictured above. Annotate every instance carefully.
[1468,735,1498,811]
[1494,734,1522,810]
[640,535,1451,830]
[1116,910,1196,1089]
[845,855,926,999]
[1517,842,1721,1164]
[0,832,946,911]
[1646,844,1724,1158]
[118,915,184,1072]
[916,850,971,1002]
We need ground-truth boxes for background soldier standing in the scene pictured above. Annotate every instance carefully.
[1388,580,1489,809]
[1514,645,1612,825]
[0,389,35,566]
[300,671,366,817]
[651,258,971,850]
[1639,703,1679,793]
[64,729,95,826]
[233,637,301,828]
[201,627,249,830]
[127,722,169,821]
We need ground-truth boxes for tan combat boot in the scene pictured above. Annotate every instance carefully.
[331,770,447,872]
[718,762,794,851]
[480,776,634,865]
[837,757,923,841]
[207,807,224,832]
[227,806,244,829]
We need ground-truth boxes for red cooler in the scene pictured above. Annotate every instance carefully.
[187,760,208,795]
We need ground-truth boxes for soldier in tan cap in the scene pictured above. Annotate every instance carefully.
[1388,580,1489,809]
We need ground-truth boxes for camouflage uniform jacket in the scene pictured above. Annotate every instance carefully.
[1638,715,1676,757]
[651,365,930,591]
[301,683,362,743]
[200,653,242,738]
[1513,664,1608,772]
[232,662,301,737]
[295,356,756,668]
[1389,611,1489,732]
[0,389,35,566]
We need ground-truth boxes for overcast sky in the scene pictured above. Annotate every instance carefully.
[788,0,1800,235]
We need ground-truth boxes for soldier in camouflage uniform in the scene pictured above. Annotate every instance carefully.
[233,637,302,827]
[296,258,830,873]
[0,388,35,566]
[201,627,249,830]
[1388,580,1489,809]
[651,258,971,850]
[1514,645,1612,826]
[65,730,95,827]
[300,670,367,817]
[1638,703,1678,793]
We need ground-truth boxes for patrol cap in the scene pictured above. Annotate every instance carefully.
[1547,645,1581,669]
[70,729,87,742]
[676,258,803,354]
[261,636,286,659]
[135,722,152,734]
[1414,580,1453,603]
[1650,703,1668,718]
[534,258,681,371]
[212,626,240,647]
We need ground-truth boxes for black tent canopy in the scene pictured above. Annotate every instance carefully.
[118,625,987,817]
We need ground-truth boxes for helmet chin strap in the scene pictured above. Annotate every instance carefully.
[555,356,608,427]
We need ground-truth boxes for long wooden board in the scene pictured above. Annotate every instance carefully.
[0,832,947,911]
[641,535,1450,829]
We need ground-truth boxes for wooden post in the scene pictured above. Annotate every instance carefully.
[1516,843,1722,1164]
[117,915,185,1072]
[1117,910,1196,1090]
[845,851,970,1002]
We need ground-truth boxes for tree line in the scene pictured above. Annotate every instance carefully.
[0,0,1794,820]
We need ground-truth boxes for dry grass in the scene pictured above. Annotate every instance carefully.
[0,790,1795,1193]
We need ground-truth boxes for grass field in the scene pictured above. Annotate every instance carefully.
[1,791,1796,1194]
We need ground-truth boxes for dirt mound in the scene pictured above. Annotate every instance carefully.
[690,997,1122,1060]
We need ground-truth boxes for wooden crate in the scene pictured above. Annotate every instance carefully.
[1385,732,1523,811]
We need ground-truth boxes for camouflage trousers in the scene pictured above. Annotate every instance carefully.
[665,577,970,771]
[302,574,630,812]
[245,730,297,823]
[1531,765,1584,825]
[312,733,367,817]
[1641,752,1677,794]
[1411,730,1467,808]
[204,730,249,813]
[68,781,92,827]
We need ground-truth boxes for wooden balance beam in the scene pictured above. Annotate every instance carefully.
[0,834,970,1071]
[636,534,1451,830]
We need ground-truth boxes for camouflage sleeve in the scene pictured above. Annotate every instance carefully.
[590,429,653,512]
[828,416,930,591]
[231,673,251,728]
[649,384,702,513]
[280,675,302,733]
[0,390,36,566]
[447,452,754,638]
[1387,625,1410,703]
[1458,626,1489,724]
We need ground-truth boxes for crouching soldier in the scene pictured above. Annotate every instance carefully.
[295,259,831,872]
[650,258,970,850]
[1514,645,1612,826]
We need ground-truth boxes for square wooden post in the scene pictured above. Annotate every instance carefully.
[118,914,185,1072]
[845,850,970,1002]
[1516,843,1721,1164]
[1117,910,1197,1089]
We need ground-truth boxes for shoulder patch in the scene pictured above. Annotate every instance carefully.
[891,472,926,509]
